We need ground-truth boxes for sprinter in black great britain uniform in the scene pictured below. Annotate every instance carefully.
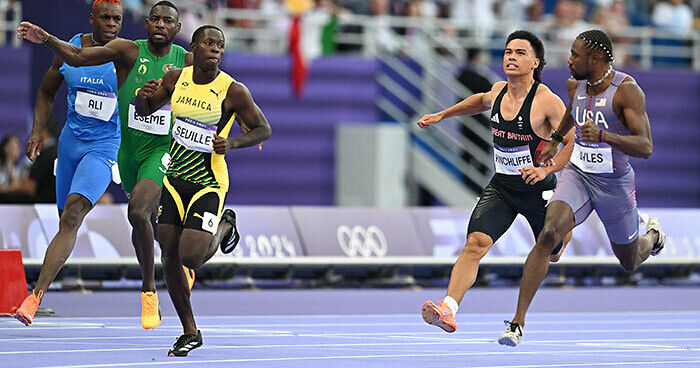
[416,31,574,334]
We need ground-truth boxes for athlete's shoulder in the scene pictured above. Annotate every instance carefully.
[615,75,645,105]
[134,39,148,48]
[535,83,561,101]
[534,82,565,112]
[490,81,507,94]
[171,44,187,54]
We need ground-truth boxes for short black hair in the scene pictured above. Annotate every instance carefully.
[191,25,224,44]
[151,1,178,15]
[506,30,546,82]
[577,29,614,63]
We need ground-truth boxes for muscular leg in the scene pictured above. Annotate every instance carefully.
[34,194,93,293]
[511,201,575,326]
[446,232,494,304]
[163,227,213,335]
[611,227,658,273]
[550,231,573,263]
[159,223,195,334]
[127,178,161,292]
[201,218,232,264]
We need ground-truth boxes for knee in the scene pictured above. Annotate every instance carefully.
[180,252,204,270]
[127,205,151,227]
[59,208,84,232]
[537,224,563,251]
[462,233,493,260]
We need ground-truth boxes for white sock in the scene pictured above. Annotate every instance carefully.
[443,296,459,315]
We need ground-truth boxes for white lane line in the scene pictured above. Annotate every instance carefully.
[455,360,700,368]
[6,341,700,357]
[11,319,693,328]
[43,310,700,320]
[28,348,700,368]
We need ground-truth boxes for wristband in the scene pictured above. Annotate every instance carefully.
[599,128,605,143]
[550,131,564,142]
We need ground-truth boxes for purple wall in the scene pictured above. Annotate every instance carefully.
[6,34,699,206]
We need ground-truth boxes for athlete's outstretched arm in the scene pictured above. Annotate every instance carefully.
[18,22,135,68]
[213,82,271,154]
[135,69,180,116]
[416,81,503,128]
[26,55,63,161]
[581,80,653,158]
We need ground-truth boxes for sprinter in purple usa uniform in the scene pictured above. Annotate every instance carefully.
[498,30,667,347]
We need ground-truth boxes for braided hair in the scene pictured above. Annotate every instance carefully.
[506,30,546,82]
[577,30,614,63]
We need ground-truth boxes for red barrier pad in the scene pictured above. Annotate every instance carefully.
[0,249,28,314]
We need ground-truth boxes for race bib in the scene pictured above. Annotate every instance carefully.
[493,144,533,175]
[74,88,117,121]
[127,100,171,135]
[571,142,613,174]
[172,117,216,152]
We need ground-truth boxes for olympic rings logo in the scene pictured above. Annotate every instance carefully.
[336,225,388,257]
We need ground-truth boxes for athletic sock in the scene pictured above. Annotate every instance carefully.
[443,296,459,315]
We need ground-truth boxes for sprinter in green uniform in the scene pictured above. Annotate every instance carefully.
[19,1,240,329]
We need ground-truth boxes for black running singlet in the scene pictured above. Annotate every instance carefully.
[489,82,556,192]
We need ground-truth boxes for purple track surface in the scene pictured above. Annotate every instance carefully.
[2,287,700,368]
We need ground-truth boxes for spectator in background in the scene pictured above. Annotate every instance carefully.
[526,0,546,22]
[0,118,58,204]
[450,0,496,45]
[0,134,28,193]
[592,0,634,66]
[22,117,58,203]
[652,0,693,36]
[543,0,593,66]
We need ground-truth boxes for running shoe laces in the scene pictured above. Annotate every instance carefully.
[141,291,162,329]
[646,217,666,256]
[168,330,203,357]
[219,209,240,254]
[498,320,523,347]
[12,290,43,326]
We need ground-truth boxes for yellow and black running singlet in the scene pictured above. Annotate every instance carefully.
[168,66,236,190]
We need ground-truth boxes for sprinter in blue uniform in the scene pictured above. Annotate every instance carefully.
[12,0,124,326]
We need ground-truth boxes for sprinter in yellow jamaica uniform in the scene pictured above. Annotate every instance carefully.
[135,25,271,357]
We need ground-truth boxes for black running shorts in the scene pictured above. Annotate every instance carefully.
[467,177,562,254]
[159,176,226,235]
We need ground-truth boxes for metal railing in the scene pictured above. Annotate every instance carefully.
[127,5,698,203]
[0,0,22,47]
[205,9,698,70]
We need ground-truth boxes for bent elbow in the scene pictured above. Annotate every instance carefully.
[262,125,272,141]
[642,145,653,159]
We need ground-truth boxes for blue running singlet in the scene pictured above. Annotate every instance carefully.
[55,34,120,209]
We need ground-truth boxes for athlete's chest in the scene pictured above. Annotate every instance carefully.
[171,83,226,121]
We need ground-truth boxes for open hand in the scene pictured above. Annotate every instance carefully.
[519,166,549,185]
[17,21,49,44]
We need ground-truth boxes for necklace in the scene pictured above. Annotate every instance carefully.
[588,65,613,87]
